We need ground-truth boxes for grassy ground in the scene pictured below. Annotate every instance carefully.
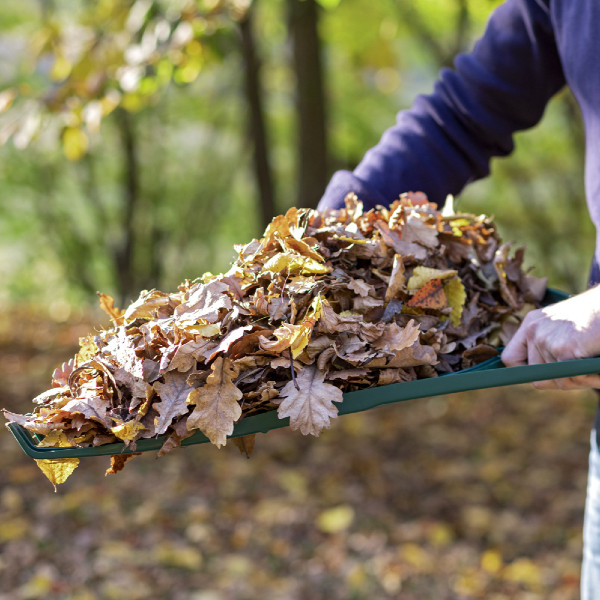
[0,310,596,600]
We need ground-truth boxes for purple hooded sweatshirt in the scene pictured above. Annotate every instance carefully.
[318,0,600,273]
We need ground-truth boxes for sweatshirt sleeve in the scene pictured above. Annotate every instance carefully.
[318,0,566,210]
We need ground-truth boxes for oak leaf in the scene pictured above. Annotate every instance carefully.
[153,371,196,435]
[186,357,242,447]
[277,366,343,436]
[97,292,124,325]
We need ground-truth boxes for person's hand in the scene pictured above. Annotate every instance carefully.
[501,285,600,389]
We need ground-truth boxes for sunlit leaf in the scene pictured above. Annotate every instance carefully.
[444,277,467,326]
[62,127,88,161]
[111,420,146,444]
[34,458,79,491]
[262,252,331,276]
[407,266,457,290]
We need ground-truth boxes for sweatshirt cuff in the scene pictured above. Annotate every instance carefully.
[317,170,391,211]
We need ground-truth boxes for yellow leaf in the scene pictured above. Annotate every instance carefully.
[262,253,331,275]
[36,429,72,448]
[444,277,467,326]
[503,557,541,587]
[0,517,29,542]
[317,505,355,533]
[259,295,324,358]
[259,322,310,358]
[449,217,471,237]
[481,549,503,575]
[35,458,80,491]
[111,420,146,443]
[62,127,88,161]
[77,334,99,363]
[407,266,458,290]
[51,54,72,81]
[153,543,203,570]
[335,235,368,244]
[185,322,221,337]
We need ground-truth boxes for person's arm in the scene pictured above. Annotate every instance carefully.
[319,0,566,210]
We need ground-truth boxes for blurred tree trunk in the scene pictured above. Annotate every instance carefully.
[393,0,471,67]
[288,0,328,209]
[115,108,141,303]
[239,4,276,229]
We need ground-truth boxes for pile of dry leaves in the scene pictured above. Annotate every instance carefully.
[4,192,546,487]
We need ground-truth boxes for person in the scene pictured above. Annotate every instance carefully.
[317,0,600,595]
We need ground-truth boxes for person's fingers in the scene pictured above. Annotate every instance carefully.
[529,340,558,389]
[501,323,529,367]
[554,374,600,390]
[533,378,559,389]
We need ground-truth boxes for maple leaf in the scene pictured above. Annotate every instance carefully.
[153,371,196,435]
[277,366,343,436]
[186,357,243,447]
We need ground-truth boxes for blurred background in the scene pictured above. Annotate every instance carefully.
[0,1,597,598]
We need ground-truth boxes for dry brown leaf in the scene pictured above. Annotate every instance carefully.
[4,191,545,485]
[153,371,196,435]
[106,453,141,475]
[186,357,242,447]
[277,366,343,436]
